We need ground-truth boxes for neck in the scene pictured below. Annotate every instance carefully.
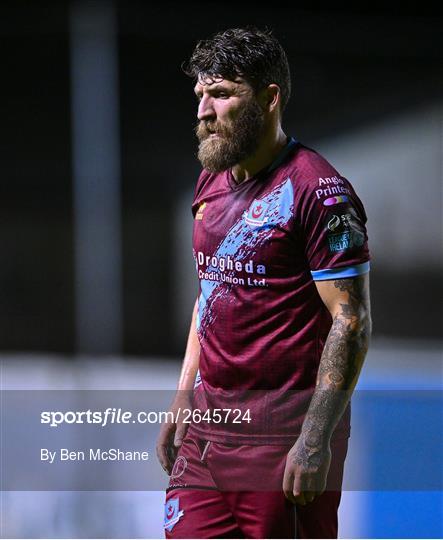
[231,126,288,184]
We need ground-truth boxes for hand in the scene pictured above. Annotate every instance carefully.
[156,392,192,475]
[282,433,332,505]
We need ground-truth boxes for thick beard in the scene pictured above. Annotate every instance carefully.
[196,99,265,173]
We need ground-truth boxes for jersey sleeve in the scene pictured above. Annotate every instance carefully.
[294,174,370,281]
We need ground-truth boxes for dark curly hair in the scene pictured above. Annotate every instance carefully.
[183,27,291,113]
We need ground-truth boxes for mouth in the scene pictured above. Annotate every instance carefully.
[201,131,220,141]
[197,122,223,141]
[205,122,218,134]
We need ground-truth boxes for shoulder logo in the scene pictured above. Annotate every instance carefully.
[323,195,349,206]
[314,176,352,206]
[164,497,184,532]
[243,199,270,227]
[195,202,206,220]
[325,209,365,252]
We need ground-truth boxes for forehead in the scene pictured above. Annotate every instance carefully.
[193,74,252,94]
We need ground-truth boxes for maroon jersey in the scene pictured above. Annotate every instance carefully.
[189,138,370,444]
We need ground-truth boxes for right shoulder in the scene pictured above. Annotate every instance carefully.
[193,169,213,202]
[191,169,215,217]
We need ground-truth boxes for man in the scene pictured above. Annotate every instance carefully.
[157,27,371,539]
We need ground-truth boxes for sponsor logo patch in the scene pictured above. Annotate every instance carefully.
[195,202,206,220]
[164,497,184,532]
[323,195,349,206]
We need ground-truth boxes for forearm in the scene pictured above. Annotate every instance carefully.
[157,299,200,470]
[300,276,372,447]
[176,297,200,392]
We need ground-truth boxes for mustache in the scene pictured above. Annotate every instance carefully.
[195,121,229,140]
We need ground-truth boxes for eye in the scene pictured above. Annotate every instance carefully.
[216,92,229,99]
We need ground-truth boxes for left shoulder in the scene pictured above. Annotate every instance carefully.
[288,143,339,179]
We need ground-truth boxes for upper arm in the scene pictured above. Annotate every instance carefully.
[315,273,371,326]
[293,156,370,283]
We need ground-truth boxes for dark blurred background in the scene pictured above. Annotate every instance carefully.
[1,2,442,356]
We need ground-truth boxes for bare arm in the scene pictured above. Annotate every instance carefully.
[176,297,200,392]
[156,297,200,474]
[302,273,371,441]
[283,273,372,504]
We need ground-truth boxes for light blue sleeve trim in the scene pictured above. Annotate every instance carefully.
[311,261,370,281]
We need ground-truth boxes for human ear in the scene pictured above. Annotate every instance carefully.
[258,84,280,113]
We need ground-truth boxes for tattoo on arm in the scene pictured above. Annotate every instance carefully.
[296,275,371,466]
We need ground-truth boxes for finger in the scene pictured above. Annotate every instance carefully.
[293,474,308,505]
[174,422,188,447]
[167,443,179,465]
[157,424,177,472]
[156,443,172,474]
[292,471,302,499]
[282,469,296,504]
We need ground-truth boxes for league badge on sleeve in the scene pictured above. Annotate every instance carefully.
[164,497,184,532]
[244,199,270,227]
[325,209,365,252]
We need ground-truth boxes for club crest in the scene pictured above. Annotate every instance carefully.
[244,199,270,227]
[164,497,184,532]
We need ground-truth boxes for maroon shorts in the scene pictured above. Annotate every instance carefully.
[164,432,349,539]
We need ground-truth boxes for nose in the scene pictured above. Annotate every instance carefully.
[197,95,215,122]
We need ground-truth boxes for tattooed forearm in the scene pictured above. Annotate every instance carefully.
[299,275,371,455]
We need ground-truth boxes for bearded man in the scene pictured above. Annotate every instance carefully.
[157,27,372,539]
